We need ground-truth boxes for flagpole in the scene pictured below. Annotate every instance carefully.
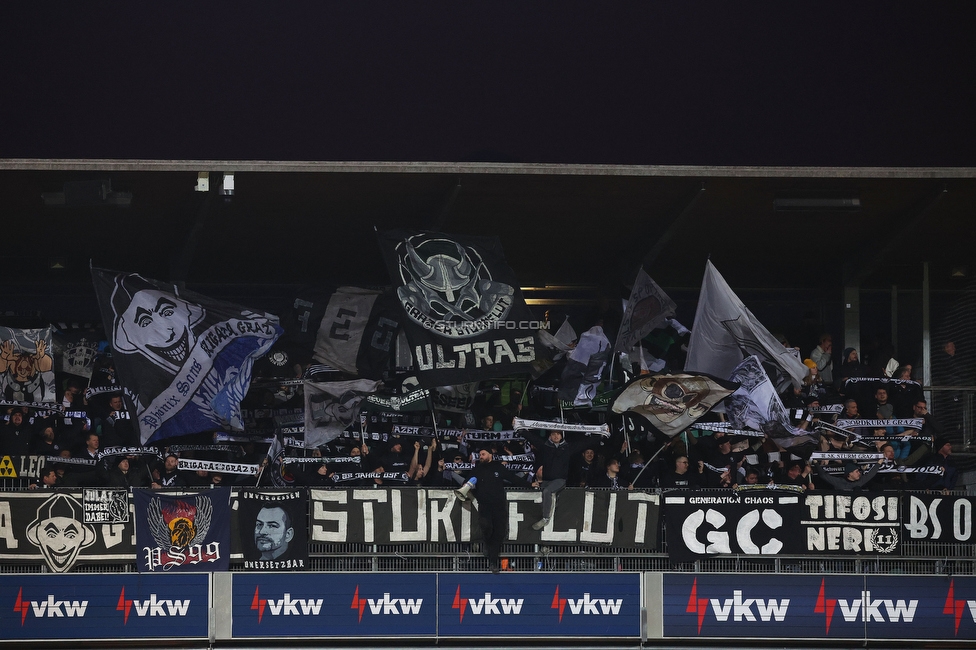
[627,439,669,488]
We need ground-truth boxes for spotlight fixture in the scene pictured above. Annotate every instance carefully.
[220,173,235,197]
[195,172,210,192]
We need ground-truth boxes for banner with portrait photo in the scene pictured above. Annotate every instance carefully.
[133,488,231,572]
[91,268,283,444]
[0,491,135,572]
[378,230,537,387]
[236,488,309,571]
[0,326,56,406]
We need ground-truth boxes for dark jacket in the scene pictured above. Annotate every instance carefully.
[472,459,530,505]
[528,431,595,482]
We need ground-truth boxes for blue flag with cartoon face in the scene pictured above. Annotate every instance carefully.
[92,268,282,444]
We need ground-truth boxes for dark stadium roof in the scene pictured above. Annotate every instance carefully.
[1,160,974,325]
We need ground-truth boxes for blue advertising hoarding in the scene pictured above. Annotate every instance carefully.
[663,573,976,641]
[0,574,209,641]
[231,572,437,638]
[437,572,641,638]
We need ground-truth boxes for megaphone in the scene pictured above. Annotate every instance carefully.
[454,477,477,502]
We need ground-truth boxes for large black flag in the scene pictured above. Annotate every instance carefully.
[92,268,282,444]
[378,230,536,387]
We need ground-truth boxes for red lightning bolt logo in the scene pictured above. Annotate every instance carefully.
[350,586,367,622]
[250,586,267,623]
[551,585,567,622]
[814,578,837,635]
[452,586,468,623]
[13,588,30,626]
[116,586,133,625]
[944,579,967,636]
[685,577,709,634]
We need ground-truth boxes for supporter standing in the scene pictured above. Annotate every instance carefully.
[810,334,834,385]
[470,447,530,573]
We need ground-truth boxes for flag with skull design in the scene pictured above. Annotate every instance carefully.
[92,268,282,444]
[610,372,739,439]
[378,230,538,387]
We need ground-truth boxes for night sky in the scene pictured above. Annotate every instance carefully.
[3,3,974,166]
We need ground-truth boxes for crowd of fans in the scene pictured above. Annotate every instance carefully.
[0,331,970,495]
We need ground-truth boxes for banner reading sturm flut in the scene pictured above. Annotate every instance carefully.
[92,269,282,444]
[134,488,231,572]
[378,230,536,387]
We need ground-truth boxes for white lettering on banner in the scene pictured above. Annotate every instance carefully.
[101,523,126,549]
[803,494,900,552]
[0,501,19,549]
[429,493,457,543]
[580,492,616,544]
[837,590,917,622]
[353,489,388,543]
[311,490,348,542]
[390,489,426,542]
[707,590,790,622]
[266,593,323,616]
[627,492,658,545]
[22,595,89,618]
[131,595,191,617]
[905,496,974,541]
[414,337,534,371]
[566,594,623,615]
[467,593,524,615]
[681,508,785,555]
[351,588,424,620]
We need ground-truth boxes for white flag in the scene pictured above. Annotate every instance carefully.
[685,261,808,391]
[615,268,676,352]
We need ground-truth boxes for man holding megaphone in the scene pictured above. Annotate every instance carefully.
[457,447,530,573]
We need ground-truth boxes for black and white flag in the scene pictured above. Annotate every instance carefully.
[615,267,676,353]
[91,268,282,444]
[378,230,536,387]
[685,261,809,392]
[304,379,383,447]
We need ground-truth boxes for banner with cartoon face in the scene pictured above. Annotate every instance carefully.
[378,230,537,387]
[91,268,282,444]
[0,326,56,406]
[0,491,135,572]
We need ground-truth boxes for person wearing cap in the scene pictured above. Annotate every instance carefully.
[151,453,187,488]
[526,426,596,530]
[814,458,883,491]
[915,436,957,490]
[470,447,531,573]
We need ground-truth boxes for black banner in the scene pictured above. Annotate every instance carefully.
[800,492,900,554]
[0,491,135,572]
[663,490,803,563]
[378,230,536,387]
[236,489,309,571]
[309,487,659,548]
[903,493,976,543]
